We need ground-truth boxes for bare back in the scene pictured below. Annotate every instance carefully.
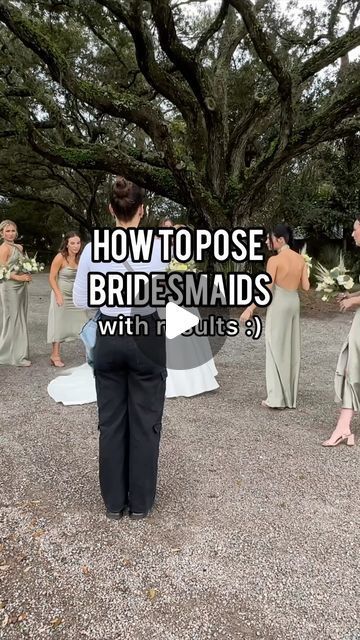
[267,248,310,291]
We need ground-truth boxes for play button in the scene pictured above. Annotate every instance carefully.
[132,272,229,371]
[165,302,199,339]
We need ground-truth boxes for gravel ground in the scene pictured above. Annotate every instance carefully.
[1,274,360,640]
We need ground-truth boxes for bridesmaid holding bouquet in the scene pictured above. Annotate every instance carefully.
[47,232,88,367]
[0,219,31,366]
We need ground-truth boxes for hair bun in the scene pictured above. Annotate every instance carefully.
[110,176,145,222]
[113,176,131,200]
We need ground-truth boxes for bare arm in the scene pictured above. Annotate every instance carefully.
[300,262,310,291]
[0,243,10,266]
[49,254,64,303]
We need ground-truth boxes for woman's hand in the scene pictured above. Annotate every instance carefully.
[336,292,349,302]
[14,273,32,283]
[55,293,64,306]
[339,297,353,312]
[240,307,254,324]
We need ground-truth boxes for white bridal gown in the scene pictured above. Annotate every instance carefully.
[47,344,219,405]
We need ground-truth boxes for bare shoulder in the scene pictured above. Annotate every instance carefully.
[0,243,10,262]
[293,250,305,263]
[50,253,65,270]
[52,252,64,264]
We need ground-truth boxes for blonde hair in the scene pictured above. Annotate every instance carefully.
[0,219,18,240]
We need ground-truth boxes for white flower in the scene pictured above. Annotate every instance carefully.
[343,278,354,290]
[323,276,335,286]
[5,270,11,280]
[39,265,45,272]
[337,274,346,285]
[321,295,329,301]
[22,262,32,271]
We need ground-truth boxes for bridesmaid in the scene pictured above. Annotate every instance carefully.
[322,216,360,447]
[240,223,310,409]
[47,231,88,367]
[0,219,31,366]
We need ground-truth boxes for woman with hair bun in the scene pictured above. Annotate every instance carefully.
[47,231,88,367]
[240,223,310,409]
[72,177,167,521]
[0,219,31,366]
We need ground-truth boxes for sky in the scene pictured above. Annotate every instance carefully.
[182,0,360,61]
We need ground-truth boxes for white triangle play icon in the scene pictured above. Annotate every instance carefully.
[165,302,199,340]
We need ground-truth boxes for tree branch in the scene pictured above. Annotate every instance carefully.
[230,0,293,149]
[216,0,268,69]
[231,20,360,177]
[0,93,184,204]
[93,0,207,164]
[232,80,360,221]
[299,25,360,81]
[194,0,230,55]
[0,1,171,149]
[80,8,129,68]
[0,119,54,138]
[149,0,230,196]
[149,0,212,111]
[328,0,344,39]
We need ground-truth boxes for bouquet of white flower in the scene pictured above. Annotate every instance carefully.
[314,253,354,301]
[167,257,197,272]
[300,243,313,277]
[10,252,45,275]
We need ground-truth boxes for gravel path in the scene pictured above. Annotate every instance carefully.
[1,274,359,640]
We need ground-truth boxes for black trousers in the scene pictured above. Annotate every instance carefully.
[93,313,166,513]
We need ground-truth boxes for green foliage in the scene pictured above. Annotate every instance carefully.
[0,0,359,230]
[278,138,360,237]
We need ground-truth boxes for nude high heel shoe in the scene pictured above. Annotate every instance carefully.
[50,357,65,368]
[322,433,355,447]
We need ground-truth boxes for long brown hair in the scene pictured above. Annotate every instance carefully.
[59,231,82,263]
[110,176,145,222]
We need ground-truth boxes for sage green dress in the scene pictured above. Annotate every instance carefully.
[0,245,30,366]
[334,308,360,410]
[47,266,87,343]
[265,284,300,408]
